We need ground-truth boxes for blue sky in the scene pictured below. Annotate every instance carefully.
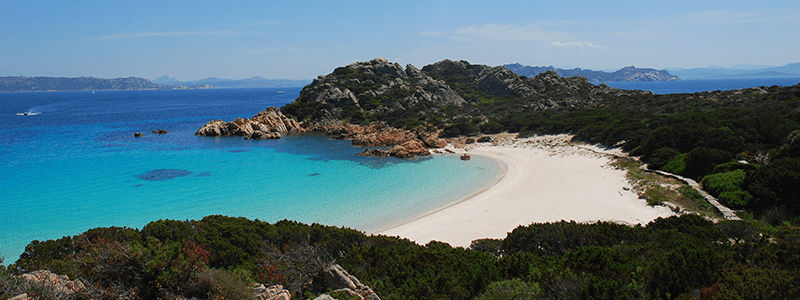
[2,0,799,80]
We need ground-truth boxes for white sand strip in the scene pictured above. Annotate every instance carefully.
[378,134,675,248]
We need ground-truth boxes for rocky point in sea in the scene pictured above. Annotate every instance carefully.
[195,107,304,139]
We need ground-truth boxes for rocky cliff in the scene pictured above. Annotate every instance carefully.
[282,58,635,127]
[282,58,466,121]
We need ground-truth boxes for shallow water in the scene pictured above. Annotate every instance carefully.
[0,88,501,263]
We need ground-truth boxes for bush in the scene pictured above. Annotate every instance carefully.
[650,147,681,170]
[702,170,752,208]
[661,153,687,175]
[683,147,734,179]
[744,157,800,217]
[476,278,541,300]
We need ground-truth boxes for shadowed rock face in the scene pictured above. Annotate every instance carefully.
[136,169,193,181]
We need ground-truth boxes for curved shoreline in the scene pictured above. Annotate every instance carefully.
[374,152,510,233]
[377,134,675,248]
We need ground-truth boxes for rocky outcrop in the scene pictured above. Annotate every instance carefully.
[324,264,380,300]
[254,284,292,300]
[283,58,466,120]
[422,59,537,98]
[12,270,85,299]
[196,107,303,139]
[307,120,446,158]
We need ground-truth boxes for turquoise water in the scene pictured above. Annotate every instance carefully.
[0,88,501,263]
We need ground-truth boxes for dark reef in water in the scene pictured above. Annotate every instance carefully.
[136,169,193,181]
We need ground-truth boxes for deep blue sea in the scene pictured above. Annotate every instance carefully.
[603,77,800,94]
[0,88,502,263]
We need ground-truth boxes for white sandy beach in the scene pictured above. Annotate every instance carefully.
[378,134,675,248]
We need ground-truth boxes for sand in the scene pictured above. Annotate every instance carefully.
[378,134,675,248]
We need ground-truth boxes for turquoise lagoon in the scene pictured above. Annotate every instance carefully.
[0,88,502,263]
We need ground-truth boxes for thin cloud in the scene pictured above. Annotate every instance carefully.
[452,24,550,42]
[551,41,603,50]
[90,30,252,41]
[244,47,304,55]
[420,24,552,43]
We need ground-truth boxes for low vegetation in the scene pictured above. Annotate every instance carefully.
[2,214,798,299]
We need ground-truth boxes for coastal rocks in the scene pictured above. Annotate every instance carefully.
[196,107,303,139]
[134,132,144,137]
[309,120,443,158]
[324,265,381,300]
[17,270,85,297]
[254,284,292,300]
[151,129,169,134]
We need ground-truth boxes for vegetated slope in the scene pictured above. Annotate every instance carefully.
[4,214,798,299]
[504,63,681,82]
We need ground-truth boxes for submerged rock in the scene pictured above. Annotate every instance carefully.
[136,169,192,181]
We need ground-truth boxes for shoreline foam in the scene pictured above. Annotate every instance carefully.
[377,134,675,248]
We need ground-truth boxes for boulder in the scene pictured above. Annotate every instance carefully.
[324,265,381,300]
[254,283,292,300]
[18,270,85,296]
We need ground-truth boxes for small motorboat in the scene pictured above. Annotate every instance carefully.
[17,112,41,116]
[460,153,471,160]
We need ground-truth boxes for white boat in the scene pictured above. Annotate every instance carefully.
[16,112,41,116]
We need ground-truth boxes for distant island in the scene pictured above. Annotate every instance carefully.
[504,63,680,82]
[0,76,212,93]
[666,62,800,80]
[153,76,311,88]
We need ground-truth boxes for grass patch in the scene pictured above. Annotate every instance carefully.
[612,157,721,218]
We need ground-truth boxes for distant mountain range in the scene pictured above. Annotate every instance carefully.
[665,62,800,80]
[153,76,311,88]
[0,76,211,93]
[504,64,680,82]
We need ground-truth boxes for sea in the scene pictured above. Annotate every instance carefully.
[2,78,799,264]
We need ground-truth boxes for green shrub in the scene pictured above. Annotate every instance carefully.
[702,170,752,208]
[650,147,681,170]
[661,153,687,175]
[683,147,734,179]
[476,278,541,300]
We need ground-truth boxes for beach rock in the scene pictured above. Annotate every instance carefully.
[196,107,303,139]
[134,132,144,137]
[254,283,292,300]
[9,293,29,300]
[324,265,381,300]
[18,270,85,296]
[151,129,168,134]
[388,140,431,158]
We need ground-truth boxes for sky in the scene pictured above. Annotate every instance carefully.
[1,0,799,81]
